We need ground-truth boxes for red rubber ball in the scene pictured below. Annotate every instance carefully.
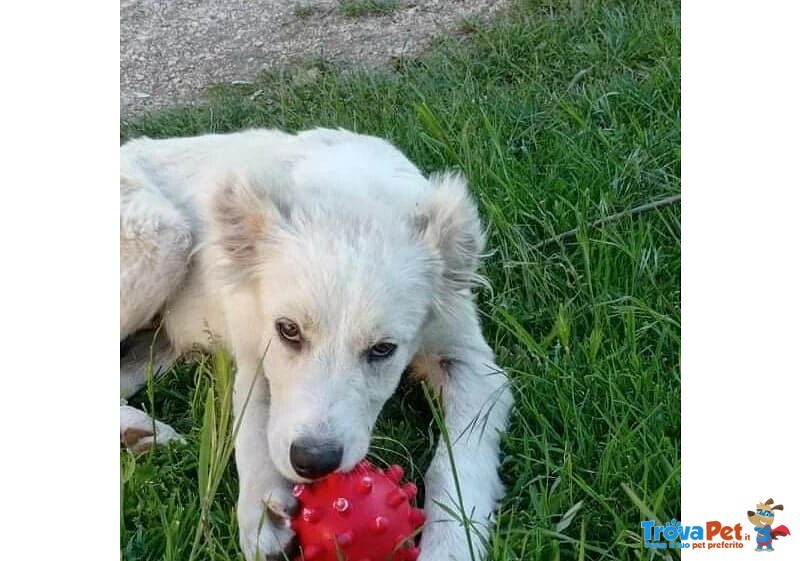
[291,460,426,561]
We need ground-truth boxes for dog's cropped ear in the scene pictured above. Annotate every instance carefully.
[210,174,285,279]
[413,172,486,302]
[748,511,756,517]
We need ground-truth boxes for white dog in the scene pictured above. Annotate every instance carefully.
[120,128,513,561]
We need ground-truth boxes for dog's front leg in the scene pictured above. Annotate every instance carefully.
[234,359,296,561]
[417,313,513,561]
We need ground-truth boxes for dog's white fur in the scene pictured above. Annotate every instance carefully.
[120,128,513,561]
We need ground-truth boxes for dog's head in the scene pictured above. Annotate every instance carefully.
[209,163,484,482]
[748,498,783,527]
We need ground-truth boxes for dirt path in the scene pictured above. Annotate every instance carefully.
[121,0,506,119]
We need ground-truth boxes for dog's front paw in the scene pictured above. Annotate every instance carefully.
[120,404,186,454]
[238,483,298,561]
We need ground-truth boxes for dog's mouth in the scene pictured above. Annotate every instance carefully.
[282,458,363,484]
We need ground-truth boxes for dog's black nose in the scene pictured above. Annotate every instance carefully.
[289,438,343,479]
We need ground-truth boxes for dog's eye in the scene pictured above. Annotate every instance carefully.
[276,319,302,346]
[367,342,397,361]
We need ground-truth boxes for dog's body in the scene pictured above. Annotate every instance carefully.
[120,128,513,561]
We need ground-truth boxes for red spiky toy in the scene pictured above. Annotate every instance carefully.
[291,460,425,561]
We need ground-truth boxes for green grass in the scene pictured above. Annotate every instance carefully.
[120,0,681,559]
[293,3,316,19]
[336,0,399,18]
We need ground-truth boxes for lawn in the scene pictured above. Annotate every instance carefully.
[120,0,681,559]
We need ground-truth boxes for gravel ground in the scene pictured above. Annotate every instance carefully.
[121,0,507,119]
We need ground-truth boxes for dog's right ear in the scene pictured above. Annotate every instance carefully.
[748,511,756,516]
[210,174,285,279]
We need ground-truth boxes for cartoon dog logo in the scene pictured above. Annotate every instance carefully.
[747,498,791,551]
